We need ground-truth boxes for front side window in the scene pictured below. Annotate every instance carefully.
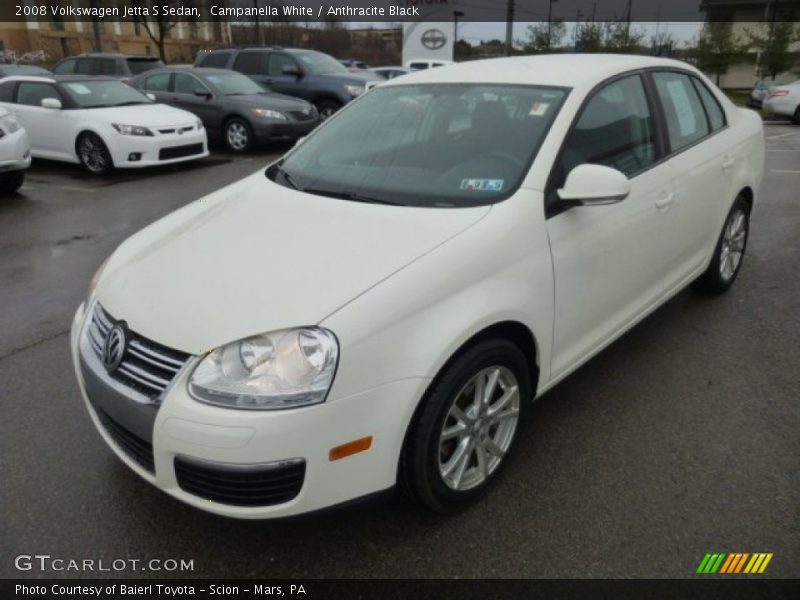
[233,52,265,75]
[174,73,207,95]
[61,80,150,108]
[203,72,265,95]
[268,54,297,76]
[269,83,568,208]
[17,82,62,107]
[141,72,171,92]
[554,74,656,188]
[652,71,710,152]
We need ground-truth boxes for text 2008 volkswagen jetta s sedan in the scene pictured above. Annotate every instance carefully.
[71,55,764,518]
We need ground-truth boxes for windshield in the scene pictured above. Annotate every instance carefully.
[202,72,266,95]
[293,51,348,75]
[268,83,568,208]
[126,58,164,75]
[62,80,152,108]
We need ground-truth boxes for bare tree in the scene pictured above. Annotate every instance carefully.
[131,0,181,61]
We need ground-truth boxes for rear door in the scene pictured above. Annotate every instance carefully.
[545,73,676,377]
[232,51,268,86]
[648,70,735,290]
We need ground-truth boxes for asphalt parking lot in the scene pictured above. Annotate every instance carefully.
[1,123,798,580]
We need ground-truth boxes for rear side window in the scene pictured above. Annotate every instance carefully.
[198,52,230,68]
[53,58,76,75]
[555,74,656,183]
[233,52,266,75]
[409,62,428,70]
[691,76,726,132]
[141,72,170,92]
[652,72,710,152]
[126,58,164,75]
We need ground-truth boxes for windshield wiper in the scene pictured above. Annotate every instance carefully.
[302,188,400,206]
[274,165,299,190]
[112,101,148,106]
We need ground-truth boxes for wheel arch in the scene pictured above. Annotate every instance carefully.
[738,185,754,212]
[73,128,114,166]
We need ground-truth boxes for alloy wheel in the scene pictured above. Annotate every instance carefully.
[719,208,747,281]
[226,122,249,151]
[80,135,108,173]
[438,366,520,491]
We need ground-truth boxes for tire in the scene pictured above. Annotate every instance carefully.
[77,132,113,175]
[693,195,750,294]
[314,100,341,121]
[400,338,531,513]
[793,106,800,125]
[223,118,253,152]
[0,170,25,194]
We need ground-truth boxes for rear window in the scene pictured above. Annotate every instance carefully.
[126,58,164,75]
[198,52,231,68]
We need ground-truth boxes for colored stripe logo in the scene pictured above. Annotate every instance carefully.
[696,552,773,574]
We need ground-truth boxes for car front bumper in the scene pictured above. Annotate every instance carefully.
[0,128,31,172]
[107,128,209,168]
[251,118,319,142]
[70,301,425,519]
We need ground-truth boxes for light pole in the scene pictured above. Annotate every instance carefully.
[547,0,559,50]
[453,10,464,61]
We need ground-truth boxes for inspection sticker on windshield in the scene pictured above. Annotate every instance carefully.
[65,83,91,95]
[529,102,549,116]
[460,179,504,192]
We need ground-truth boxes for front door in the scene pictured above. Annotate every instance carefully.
[545,73,675,378]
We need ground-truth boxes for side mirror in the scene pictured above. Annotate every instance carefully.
[282,65,302,78]
[145,93,156,102]
[557,164,630,206]
[41,97,62,110]
[194,87,212,98]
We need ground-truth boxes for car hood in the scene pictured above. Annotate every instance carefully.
[87,103,199,126]
[223,93,313,111]
[96,171,490,354]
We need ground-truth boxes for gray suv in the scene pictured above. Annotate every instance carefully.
[195,48,380,120]
[52,53,164,83]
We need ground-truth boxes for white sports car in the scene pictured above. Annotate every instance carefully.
[0,75,208,174]
[0,104,30,193]
[72,54,764,518]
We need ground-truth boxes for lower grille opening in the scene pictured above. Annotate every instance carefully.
[174,456,305,507]
[95,408,155,473]
[159,143,204,160]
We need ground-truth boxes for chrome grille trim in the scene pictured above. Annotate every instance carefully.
[86,303,192,400]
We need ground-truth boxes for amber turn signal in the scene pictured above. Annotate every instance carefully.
[329,436,373,461]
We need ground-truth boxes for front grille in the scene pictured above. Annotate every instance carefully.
[87,303,191,400]
[174,456,305,507]
[287,109,316,121]
[95,407,155,473]
[157,125,195,135]
[159,143,204,160]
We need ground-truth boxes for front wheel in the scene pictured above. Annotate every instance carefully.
[693,195,750,294]
[400,339,530,513]
[224,118,253,152]
[0,170,25,194]
[315,100,341,121]
[77,132,113,175]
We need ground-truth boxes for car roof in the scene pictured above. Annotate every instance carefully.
[61,53,161,59]
[388,54,703,91]
[0,75,120,84]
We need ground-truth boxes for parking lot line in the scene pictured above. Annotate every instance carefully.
[765,132,799,140]
[770,169,800,174]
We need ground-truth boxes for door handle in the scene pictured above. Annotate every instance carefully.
[721,155,735,170]
[655,191,675,210]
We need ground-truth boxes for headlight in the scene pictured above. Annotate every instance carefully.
[0,114,20,133]
[344,84,365,97]
[86,256,110,304]
[250,108,287,120]
[112,123,153,136]
[189,327,338,410]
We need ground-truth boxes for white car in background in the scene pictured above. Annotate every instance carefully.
[72,55,763,519]
[0,105,30,193]
[762,80,800,123]
[406,59,454,70]
[0,75,208,174]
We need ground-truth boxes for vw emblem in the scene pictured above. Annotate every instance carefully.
[103,325,126,373]
[421,29,447,50]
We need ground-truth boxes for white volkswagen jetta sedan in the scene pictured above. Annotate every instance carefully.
[0,105,31,193]
[0,75,207,174]
[71,55,764,518]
